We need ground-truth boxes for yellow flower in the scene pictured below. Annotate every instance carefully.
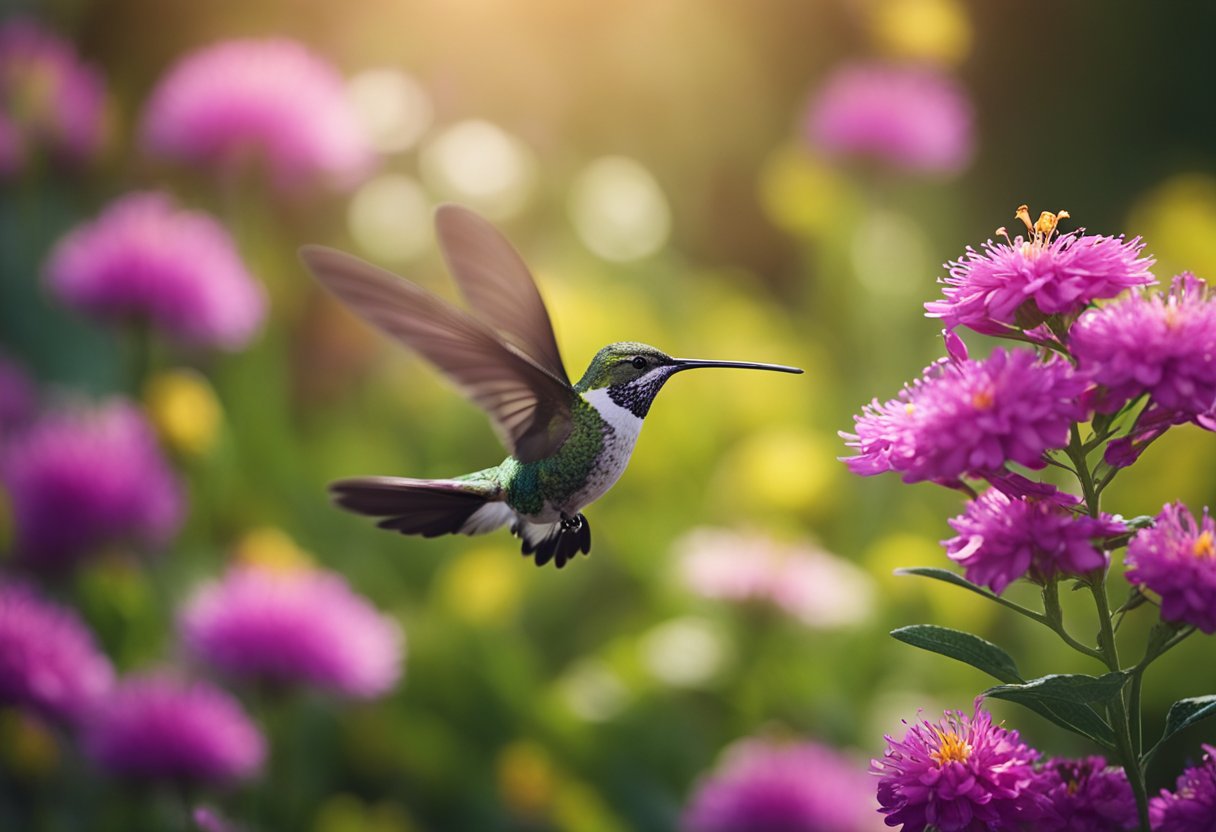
[233,526,315,572]
[871,0,972,66]
[143,368,222,457]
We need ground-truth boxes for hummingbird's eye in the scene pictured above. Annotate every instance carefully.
[631,356,647,370]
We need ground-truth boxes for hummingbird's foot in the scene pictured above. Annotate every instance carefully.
[517,514,592,568]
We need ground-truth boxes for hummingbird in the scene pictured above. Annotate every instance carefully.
[300,205,802,568]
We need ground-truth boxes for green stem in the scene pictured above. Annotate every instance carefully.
[1091,581,1151,831]
[1066,425,1100,517]
[1041,581,1104,662]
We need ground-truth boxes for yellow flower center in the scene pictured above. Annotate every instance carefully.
[998,203,1071,255]
[971,386,996,410]
[1193,531,1215,559]
[930,730,973,765]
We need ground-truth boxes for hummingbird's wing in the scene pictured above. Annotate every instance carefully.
[301,246,577,463]
[433,204,572,385]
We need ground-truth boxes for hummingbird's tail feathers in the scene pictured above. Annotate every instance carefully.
[513,515,592,569]
[330,476,512,538]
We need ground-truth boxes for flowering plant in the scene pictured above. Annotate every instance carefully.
[845,205,1216,830]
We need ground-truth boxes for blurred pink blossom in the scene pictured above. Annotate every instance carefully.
[140,38,374,189]
[0,17,107,171]
[676,528,874,628]
[804,62,973,176]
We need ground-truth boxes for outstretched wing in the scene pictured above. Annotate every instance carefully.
[300,246,576,463]
[434,204,571,385]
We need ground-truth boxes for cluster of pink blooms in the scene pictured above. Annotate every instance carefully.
[0,20,402,819]
[874,701,1140,832]
[804,62,973,176]
[0,17,107,175]
[844,206,1216,613]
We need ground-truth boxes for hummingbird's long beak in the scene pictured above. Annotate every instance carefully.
[671,358,804,375]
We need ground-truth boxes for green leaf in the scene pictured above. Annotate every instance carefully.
[890,625,1023,684]
[986,672,1127,704]
[1157,695,1216,749]
[894,567,1000,601]
[984,673,1127,749]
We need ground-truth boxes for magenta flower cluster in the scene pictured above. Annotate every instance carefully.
[843,347,1085,486]
[1150,745,1216,832]
[875,704,1142,832]
[943,487,1126,594]
[804,62,973,176]
[1,397,184,569]
[1073,272,1216,419]
[1037,756,1139,832]
[926,229,1154,336]
[681,737,877,832]
[84,672,265,785]
[45,191,266,350]
[140,38,373,188]
[180,564,405,699]
[874,701,1048,830]
[0,17,107,174]
[0,580,113,725]
[1125,502,1216,634]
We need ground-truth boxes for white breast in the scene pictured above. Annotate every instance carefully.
[572,388,644,509]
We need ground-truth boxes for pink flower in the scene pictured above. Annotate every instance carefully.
[1072,273,1216,417]
[842,347,1087,486]
[943,486,1125,594]
[676,528,874,628]
[804,62,973,175]
[180,564,404,698]
[682,737,878,832]
[45,191,265,350]
[0,581,113,725]
[926,207,1154,337]
[85,672,264,785]
[874,701,1049,831]
[140,38,373,189]
[0,17,106,170]
[1124,502,1216,634]
[1,398,184,570]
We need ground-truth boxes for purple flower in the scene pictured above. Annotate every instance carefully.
[874,701,1048,831]
[85,671,264,785]
[193,806,243,832]
[1072,273,1216,417]
[926,206,1155,336]
[942,487,1125,594]
[140,38,373,189]
[681,737,878,832]
[0,351,36,438]
[1150,745,1216,832]
[842,347,1087,485]
[675,528,875,628]
[804,62,973,176]
[0,17,106,170]
[180,564,404,699]
[1,398,184,570]
[45,191,265,350]
[1124,502,1216,634]
[1038,756,1138,832]
[0,581,113,725]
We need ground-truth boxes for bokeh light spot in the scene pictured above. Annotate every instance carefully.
[871,0,972,66]
[1128,172,1216,281]
[849,209,932,297]
[419,119,537,219]
[757,144,849,239]
[639,616,727,688]
[347,174,432,265]
[346,68,433,155]
[558,659,630,722]
[568,156,671,262]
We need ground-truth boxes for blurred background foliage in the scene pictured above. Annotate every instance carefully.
[3,0,1216,830]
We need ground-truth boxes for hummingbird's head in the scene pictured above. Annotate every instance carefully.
[574,342,803,419]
